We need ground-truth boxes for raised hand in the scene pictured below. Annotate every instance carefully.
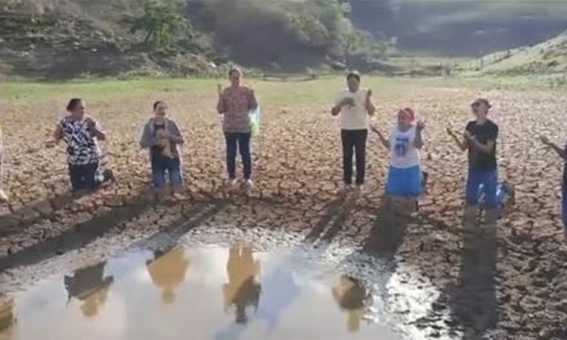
[416,120,426,131]
[85,118,96,130]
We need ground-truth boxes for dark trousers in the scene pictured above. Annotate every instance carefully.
[151,157,183,190]
[225,132,252,180]
[69,162,98,192]
[341,129,367,185]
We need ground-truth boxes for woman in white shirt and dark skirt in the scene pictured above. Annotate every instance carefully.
[331,71,376,192]
[372,108,425,209]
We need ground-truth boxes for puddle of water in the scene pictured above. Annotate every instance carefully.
[1,245,401,340]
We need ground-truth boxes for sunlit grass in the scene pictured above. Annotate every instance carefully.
[1,75,564,112]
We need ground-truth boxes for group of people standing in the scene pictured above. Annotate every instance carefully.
[331,72,503,225]
[0,69,565,235]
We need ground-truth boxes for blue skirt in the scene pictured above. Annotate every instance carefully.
[386,165,422,197]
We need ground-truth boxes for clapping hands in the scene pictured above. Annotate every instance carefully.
[463,130,475,141]
[85,118,96,131]
[416,120,426,131]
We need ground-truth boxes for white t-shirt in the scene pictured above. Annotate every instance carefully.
[389,126,420,169]
[335,89,370,130]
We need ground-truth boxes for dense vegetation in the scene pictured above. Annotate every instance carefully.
[0,0,390,78]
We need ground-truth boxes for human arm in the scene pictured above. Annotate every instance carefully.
[331,97,354,116]
[169,121,184,145]
[365,89,376,116]
[468,136,495,153]
[248,89,258,111]
[86,118,106,141]
[217,87,226,115]
[466,125,497,154]
[447,127,468,151]
[140,123,159,148]
[540,136,566,159]
[414,121,425,149]
[370,125,390,149]
[45,124,63,148]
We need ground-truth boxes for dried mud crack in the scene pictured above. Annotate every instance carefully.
[1,78,567,339]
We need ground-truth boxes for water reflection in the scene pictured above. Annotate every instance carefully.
[63,261,113,318]
[146,248,190,305]
[332,275,367,332]
[5,245,402,339]
[0,297,16,337]
[222,247,261,324]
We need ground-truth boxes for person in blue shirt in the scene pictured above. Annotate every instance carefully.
[540,135,567,240]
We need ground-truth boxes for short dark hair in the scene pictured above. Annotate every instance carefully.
[346,71,361,81]
[66,98,83,111]
[153,100,165,110]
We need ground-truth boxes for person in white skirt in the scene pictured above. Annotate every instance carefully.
[371,107,425,207]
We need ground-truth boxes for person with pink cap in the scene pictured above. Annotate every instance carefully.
[371,107,425,201]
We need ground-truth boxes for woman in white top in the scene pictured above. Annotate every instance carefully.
[371,107,425,198]
[331,71,375,191]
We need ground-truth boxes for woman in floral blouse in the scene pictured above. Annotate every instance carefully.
[217,68,258,187]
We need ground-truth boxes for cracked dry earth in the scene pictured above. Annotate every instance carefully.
[0,78,566,340]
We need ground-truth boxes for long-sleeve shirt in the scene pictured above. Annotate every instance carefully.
[217,86,258,133]
[140,118,184,160]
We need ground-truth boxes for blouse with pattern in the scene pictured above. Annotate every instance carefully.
[218,86,257,133]
[58,115,102,165]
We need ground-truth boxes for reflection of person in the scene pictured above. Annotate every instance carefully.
[146,248,190,305]
[45,98,114,195]
[0,297,16,335]
[223,247,261,324]
[217,68,258,188]
[372,108,425,206]
[140,101,185,199]
[331,275,367,333]
[331,71,376,192]
[0,124,8,202]
[64,261,114,318]
[448,98,499,224]
[540,135,567,240]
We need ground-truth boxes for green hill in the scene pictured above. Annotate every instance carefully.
[0,0,391,79]
[464,31,567,75]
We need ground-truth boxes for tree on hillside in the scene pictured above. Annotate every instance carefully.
[127,0,190,50]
